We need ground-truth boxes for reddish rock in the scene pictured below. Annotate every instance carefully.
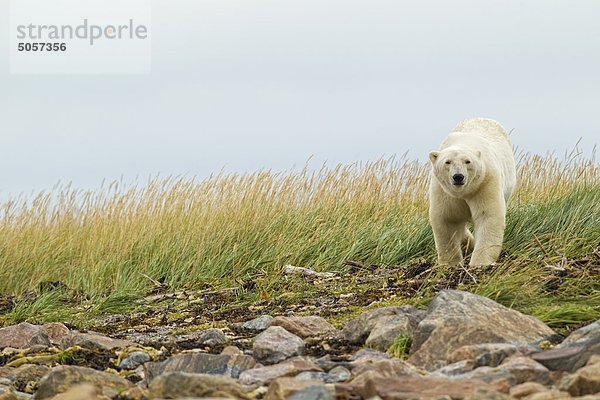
[409,290,555,371]
[270,316,336,338]
[0,323,50,349]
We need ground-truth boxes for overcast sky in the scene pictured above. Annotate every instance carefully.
[1,0,599,198]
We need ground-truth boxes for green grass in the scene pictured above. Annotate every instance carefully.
[0,154,598,331]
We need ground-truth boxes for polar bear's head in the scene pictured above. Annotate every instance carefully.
[429,147,485,197]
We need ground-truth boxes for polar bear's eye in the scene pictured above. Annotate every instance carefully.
[465,160,471,164]
[444,161,451,165]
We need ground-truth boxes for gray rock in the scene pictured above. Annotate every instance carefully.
[431,360,474,377]
[0,323,50,350]
[295,371,330,382]
[532,319,600,372]
[340,305,425,345]
[253,326,305,364]
[449,343,520,367]
[408,290,555,371]
[327,366,351,383]
[196,328,227,346]
[365,314,415,351]
[144,352,255,383]
[33,365,132,400]
[238,358,322,386]
[118,351,151,370]
[265,377,333,400]
[239,315,273,332]
[349,348,391,362]
[288,385,334,400]
[147,372,251,399]
[59,331,134,351]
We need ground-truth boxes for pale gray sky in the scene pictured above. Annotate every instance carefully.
[1,0,599,198]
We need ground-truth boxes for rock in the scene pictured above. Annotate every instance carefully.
[59,331,134,351]
[295,366,350,384]
[40,324,69,345]
[559,361,600,396]
[0,323,50,349]
[118,351,151,370]
[343,374,500,400]
[340,306,425,345]
[449,343,520,367]
[270,316,336,338]
[525,389,572,400]
[350,348,391,362]
[465,388,512,400]
[265,377,334,400]
[33,365,132,399]
[119,386,149,400]
[47,383,105,400]
[289,385,335,400]
[327,366,351,383]
[454,356,552,387]
[144,353,255,383]
[253,326,305,364]
[238,358,322,386]
[237,315,273,333]
[533,319,600,372]
[221,346,243,356]
[351,359,418,380]
[365,315,416,352]
[431,360,475,377]
[408,290,555,371]
[147,372,251,399]
[5,364,50,393]
[0,387,16,400]
[499,356,552,386]
[508,382,549,399]
[196,328,227,346]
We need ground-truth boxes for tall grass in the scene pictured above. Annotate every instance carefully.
[0,153,598,325]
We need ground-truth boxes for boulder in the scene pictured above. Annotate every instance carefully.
[144,352,255,383]
[340,306,425,346]
[408,290,555,371]
[532,319,600,372]
[253,326,305,364]
[0,323,50,349]
[270,316,336,338]
[265,377,334,400]
[33,365,132,399]
[147,372,251,399]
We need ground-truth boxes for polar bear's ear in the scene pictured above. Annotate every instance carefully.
[429,151,440,164]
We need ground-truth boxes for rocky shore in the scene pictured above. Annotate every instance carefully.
[0,289,599,399]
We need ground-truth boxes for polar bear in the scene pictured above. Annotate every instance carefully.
[428,118,516,266]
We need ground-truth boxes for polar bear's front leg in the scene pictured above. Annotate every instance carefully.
[432,220,467,265]
[468,192,506,266]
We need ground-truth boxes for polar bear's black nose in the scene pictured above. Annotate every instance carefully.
[453,174,465,184]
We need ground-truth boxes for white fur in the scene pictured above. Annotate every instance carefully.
[428,118,516,266]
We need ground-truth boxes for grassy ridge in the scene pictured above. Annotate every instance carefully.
[0,154,598,327]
